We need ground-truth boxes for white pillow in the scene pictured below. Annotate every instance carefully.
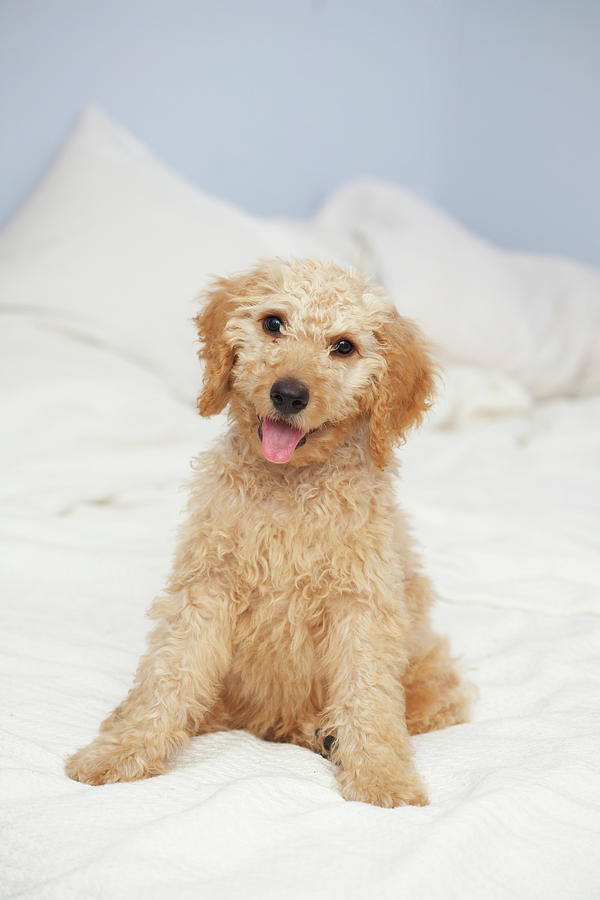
[316,178,600,399]
[0,106,342,405]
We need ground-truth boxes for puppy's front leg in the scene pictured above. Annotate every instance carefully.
[321,604,428,808]
[65,586,231,785]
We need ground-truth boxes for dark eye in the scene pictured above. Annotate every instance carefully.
[332,339,355,356]
[263,315,284,335]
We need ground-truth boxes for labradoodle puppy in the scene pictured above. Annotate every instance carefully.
[66,258,472,807]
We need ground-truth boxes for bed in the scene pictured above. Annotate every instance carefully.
[1,107,599,899]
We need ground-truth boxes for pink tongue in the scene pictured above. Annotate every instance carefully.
[261,419,304,464]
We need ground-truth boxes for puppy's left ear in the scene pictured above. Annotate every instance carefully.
[194,277,238,416]
[369,311,437,469]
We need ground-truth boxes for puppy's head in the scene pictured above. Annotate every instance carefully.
[195,258,435,469]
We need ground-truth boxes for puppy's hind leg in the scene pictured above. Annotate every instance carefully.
[401,567,474,736]
[404,635,474,735]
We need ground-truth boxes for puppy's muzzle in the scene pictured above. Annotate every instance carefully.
[270,378,309,416]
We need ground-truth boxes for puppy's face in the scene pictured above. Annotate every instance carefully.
[195,259,435,469]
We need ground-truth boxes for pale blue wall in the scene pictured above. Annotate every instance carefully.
[1,0,599,265]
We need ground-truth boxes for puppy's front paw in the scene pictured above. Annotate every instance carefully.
[337,767,428,808]
[65,735,166,785]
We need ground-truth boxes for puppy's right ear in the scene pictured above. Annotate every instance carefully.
[194,277,238,417]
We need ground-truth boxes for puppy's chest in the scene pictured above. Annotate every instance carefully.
[229,483,389,596]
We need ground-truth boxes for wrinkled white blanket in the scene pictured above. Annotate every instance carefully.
[1,109,599,899]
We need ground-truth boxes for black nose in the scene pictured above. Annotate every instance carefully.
[270,378,309,416]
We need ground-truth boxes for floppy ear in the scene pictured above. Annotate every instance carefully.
[194,277,238,417]
[369,311,437,469]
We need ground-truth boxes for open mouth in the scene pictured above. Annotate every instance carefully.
[257,417,310,464]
